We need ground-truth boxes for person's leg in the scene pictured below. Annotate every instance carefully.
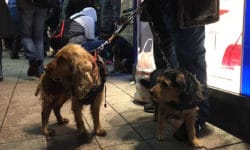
[111,0,121,24]
[82,40,105,51]
[175,26,210,131]
[19,7,46,76]
[33,8,47,76]
[10,35,21,59]
[20,8,38,62]
[100,0,113,39]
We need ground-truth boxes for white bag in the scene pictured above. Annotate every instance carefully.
[134,38,156,103]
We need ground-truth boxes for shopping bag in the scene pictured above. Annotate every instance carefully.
[134,38,156,103]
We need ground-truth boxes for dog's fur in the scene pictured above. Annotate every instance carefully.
[110,35,135,73]
[35,43,107,137]
[140,68,203,147]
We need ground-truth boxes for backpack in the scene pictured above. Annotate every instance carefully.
[31,0,59,8]
[50,14,85,51]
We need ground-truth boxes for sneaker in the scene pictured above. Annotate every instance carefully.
[27,59,42,77]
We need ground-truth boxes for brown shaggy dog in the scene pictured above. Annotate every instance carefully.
[35,43,107,137]
[140,69,203,147]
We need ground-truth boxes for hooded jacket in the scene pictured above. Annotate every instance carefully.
[70,7,97,40]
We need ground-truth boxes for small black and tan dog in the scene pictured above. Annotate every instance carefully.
[110,35,135,74]
[140,68,203,147]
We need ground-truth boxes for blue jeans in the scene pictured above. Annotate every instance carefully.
[19,7,47,75]
[82,40,105,51]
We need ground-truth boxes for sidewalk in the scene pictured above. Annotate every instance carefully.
[0,50,249,150]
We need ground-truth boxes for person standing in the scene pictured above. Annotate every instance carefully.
[141,0,219,138]
[99,0,121,39]
[16,0,47,77]
[7,0,22,59]
[0,0,17,81]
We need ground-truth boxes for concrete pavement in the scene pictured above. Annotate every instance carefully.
[0,50,249,150]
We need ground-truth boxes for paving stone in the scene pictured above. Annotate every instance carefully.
[84,112,128,128]
[47,133,100,150]
[107,94,134,106]
[0,93,10,126]
[0,125,44,144]
[95,125,142,148]
[199,123,243,149]
[103,142,152,150]
[3,99,41,127]
[105,82,125,96]
[146,138,202,150]
[120,109,153,124]
[0,138,46,150]
[212,142,250,150]
[132,121,177,141]
[109,98,144,113]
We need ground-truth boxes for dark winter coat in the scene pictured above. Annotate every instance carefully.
[178,0,219,28]
[0,0,16,38]
[16,0,34,10]
[141,0,219,29]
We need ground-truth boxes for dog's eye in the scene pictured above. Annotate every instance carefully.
[160,81,169,87]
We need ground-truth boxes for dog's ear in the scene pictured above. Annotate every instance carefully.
[71,59,94,99]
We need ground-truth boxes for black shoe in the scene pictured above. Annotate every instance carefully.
[27,59,42,77]
[144,103,155,113]
[0,77,3,82]
[10,54,19,59]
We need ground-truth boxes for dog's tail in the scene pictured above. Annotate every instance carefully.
[34,84,40,96]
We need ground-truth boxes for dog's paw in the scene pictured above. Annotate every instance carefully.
[43,128,55,137]
[57,118,69,125]
[95,128,107,136]
[191,138,203,148]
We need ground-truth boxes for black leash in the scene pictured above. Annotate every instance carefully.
[140,1,172,69]
[88,5,142,54]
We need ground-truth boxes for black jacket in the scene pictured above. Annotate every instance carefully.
[141,0,219,29]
